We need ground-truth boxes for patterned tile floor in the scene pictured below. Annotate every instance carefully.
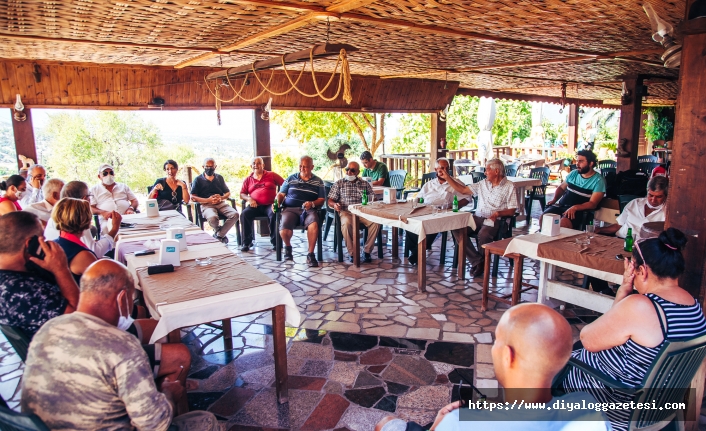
[2,203,704,430]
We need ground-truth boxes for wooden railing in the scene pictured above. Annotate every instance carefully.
[380,153,430,186]
[447,145,514,160]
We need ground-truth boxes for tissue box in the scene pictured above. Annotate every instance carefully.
[166,228,187,251]
[541,214,561,236]
[145,199,159,217]
[382,187,397,204]
[159,239,181,266]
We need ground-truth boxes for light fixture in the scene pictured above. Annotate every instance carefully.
[13,94,26,122]
[643,3,681,68]
[439,104,450,122]
[260,97,273,121]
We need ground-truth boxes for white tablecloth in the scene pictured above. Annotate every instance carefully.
[116,228,212,263]
[505,228,622,284]
[348,204,474,243]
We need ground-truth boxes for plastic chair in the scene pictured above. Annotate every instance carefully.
[403,172,437,199]
[638,155,658,163]
[638,162,660,177]
[505,163,519,177]
[553,332,706,431]
[618,194,641,213]
[194,198,241,246]
[525,167,550,215]
[600,167,616,179]
[0,324,31,362]
[453,159,475,176]
[0,405,50,431]
[388,170,407,199]
[597,160,617,170]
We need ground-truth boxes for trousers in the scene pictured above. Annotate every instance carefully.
[201,201,239,237]
[240,204,276,245]
[452,214,502,267]
[339,210,381,255]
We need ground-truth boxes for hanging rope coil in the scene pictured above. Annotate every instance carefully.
[204,48,352,107]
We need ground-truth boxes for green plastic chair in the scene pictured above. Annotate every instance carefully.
[0,405,50,431]
[0,324,31,362]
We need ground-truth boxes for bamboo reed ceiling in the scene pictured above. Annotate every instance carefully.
[0,0,682,106]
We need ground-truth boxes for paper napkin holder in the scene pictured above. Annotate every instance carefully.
[541,214,561,236]
[166,227,187,251]
[145,199,159,217]
[159,239,181,266]
[382,187,397,204]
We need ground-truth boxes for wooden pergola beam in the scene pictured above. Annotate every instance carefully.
[455,88,614,108]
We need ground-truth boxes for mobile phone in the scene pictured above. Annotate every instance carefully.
[615,254,624,260]
[120,222,137,228]
[27,235,45,260]
[134,250,155,256]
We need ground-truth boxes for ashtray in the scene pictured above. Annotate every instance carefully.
[195,257,212,266]
[159,224,172,230]
[574,237,590,247]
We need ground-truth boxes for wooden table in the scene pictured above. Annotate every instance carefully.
[505,228,621,313]
[481,238,536,311]
[348,203,474,292]
[122,236,300,404]
[457,176,541,218]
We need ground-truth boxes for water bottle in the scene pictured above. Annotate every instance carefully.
[452,195,459,212]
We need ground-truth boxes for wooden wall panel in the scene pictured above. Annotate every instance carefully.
[0,59,460,112]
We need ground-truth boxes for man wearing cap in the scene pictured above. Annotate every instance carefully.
[360,151,390,187]
[90,164,139,217]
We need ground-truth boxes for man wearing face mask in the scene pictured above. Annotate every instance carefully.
[20,164,47,207]
[191,157,239,244]
[90,163,139,216]
[21,260,219,431]
[328,161,381,263]
[0,211,79,338]
[596,176,668,241]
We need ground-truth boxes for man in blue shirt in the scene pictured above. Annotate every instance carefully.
[543,150,606,229]
[276,156,325,267]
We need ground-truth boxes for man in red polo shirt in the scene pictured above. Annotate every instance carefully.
[239,157,285,252]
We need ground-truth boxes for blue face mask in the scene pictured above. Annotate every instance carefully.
[116,290,134,331]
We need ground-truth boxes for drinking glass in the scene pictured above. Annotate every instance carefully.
[585,224,595,239]
[440,202,448,213]
[411,193,418,209]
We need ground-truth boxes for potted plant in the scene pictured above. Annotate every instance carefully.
[643,108,674,149]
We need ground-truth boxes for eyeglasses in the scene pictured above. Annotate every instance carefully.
[345,168,358,172]
[101,171,114,177]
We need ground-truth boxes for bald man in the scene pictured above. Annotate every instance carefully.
[21,260,219,431]
[377,304,610,431]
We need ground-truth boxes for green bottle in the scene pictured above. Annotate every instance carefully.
[624,228,634,252]
[452,195,459,212]
[419,197,424,204]
[362,188,368,205]
[273,199,279,213]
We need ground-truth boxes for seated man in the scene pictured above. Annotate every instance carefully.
[441,158,517,277]
[20,164,47,207]
[328,161,381,263]
[24,178,64,226]
[90,164,139,215]
[543,150,606,229]
[21,260,218,431]
[361,150,390,187]
[45,181,121,258]
[276,156,325,267]
[596,176,668,242]
[191,157,239,244]
[240,156,284,252]
[405,158,470,265]
[0,211,80,338]
[376,304,610,431]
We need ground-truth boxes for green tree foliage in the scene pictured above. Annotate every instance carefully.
[642,107,674,142]
[390,113,429,154]
[590,109,619,152]
[493,100,532,145]
[40,112,197,192]
[542,119,566,144]
[0,120,16,177]
[272,150,299,178]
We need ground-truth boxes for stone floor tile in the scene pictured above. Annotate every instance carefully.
[364,325,407,337]
[474,333,493,343]
[341,313,360,323]
[442,332,475,343]
[393,316,415,326]
[300,394,351,431]
[337,406,389,431]
[443,322,457,332]
[476,344,493,364]
[476,363,495,379]
[288,342,333,361]
[406,327,440,340]
[321,321,361,333]
[398,385,450,410]
[380,355,436,386]
[208,387,256,417]
[395,408,437,427]
[329,362,366,386]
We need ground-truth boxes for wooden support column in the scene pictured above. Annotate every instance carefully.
[616,77,643,173]
[252,108,272,171]
[567,103,579,152]
[11,108,37,169]
[430,113,447,171]
[665,26,706,303]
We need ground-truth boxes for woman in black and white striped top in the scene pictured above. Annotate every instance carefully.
[562,228,706,431]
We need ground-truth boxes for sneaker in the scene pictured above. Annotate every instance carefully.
[284,246,293,261]
[408,254,418,265]
[362,252,372,263]
[471,262,484,278]
[306,252,319,267]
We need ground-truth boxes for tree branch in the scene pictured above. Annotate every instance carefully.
[342,113,369,150]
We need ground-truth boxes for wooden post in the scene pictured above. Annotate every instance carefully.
[11,108,37,169]
[252,108,272,171]
[616,77,644,173]
[665,27,706,303]
[430,113,447,170]
[567,103,579,152]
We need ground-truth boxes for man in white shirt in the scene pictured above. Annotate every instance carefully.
[90,164,139,216]
[20,164,47,207]
[406,158,471,265]
[24,178,64,226]
[441,158,518,276]
[45,181,121,258]
[596,176,667,242]
[375,304,610,431]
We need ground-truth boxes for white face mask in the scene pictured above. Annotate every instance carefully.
[102,175,116,186]
[116,290,134,331]
[645,200,664,210]
[345,175,357,181]
[15,190,24,199]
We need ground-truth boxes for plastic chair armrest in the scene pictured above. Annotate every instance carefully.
[566,357,639,394]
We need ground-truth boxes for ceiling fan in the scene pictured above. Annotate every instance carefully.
[643,2,681,68]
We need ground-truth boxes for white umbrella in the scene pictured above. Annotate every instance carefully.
[476,97,496,165]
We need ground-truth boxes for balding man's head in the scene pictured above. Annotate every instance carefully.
[492,304,572,387]
[61,181,89,200]
[80,260,134,299]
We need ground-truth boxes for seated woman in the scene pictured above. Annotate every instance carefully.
[149,159,190,213]
[51,197,98,285]
[562,228,706,430]
[0,174,27,215]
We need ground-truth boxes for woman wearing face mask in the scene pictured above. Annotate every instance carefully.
[0,174,27,215]
[560,228,706,430]
[149,160,190,213]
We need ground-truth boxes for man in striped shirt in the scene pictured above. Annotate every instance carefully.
[276,156,326,267]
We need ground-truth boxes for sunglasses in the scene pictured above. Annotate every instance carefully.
[345,168,358,172]
[101,171,114,177]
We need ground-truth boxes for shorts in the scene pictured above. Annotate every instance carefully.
[542,205,589,230]
[127,323,162,378]
[280,207,319,230]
